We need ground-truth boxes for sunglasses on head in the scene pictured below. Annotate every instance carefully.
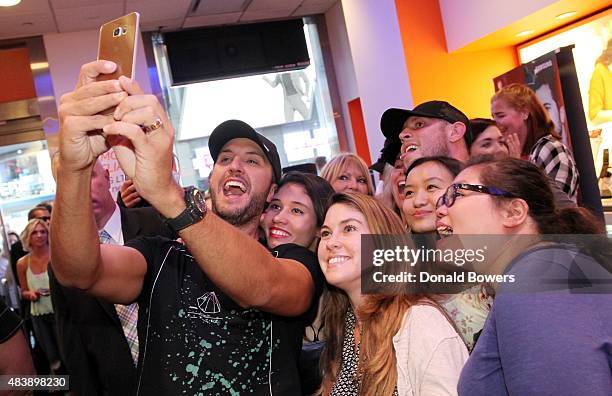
[436,183,517,209]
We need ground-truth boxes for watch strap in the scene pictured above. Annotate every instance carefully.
[163,187,206,232]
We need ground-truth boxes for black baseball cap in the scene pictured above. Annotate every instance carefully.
[282,163,318,175]
[209,120,282,183]
[380,100,473,145]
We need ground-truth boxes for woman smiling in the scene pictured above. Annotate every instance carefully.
[318,193,468,395]
[435,158,612,395]
[261,171,334,251]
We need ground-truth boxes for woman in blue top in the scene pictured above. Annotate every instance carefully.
[436,157,612,395]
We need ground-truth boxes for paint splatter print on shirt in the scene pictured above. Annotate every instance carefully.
[126,237,323,395]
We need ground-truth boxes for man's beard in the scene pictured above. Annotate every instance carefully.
[210,186,269,227]
[403,135,450,168]
[422,130,451,157]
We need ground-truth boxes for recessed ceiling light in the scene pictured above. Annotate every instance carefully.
[0,0,21,7]
[516,30,535,37]
[555,11,576,20]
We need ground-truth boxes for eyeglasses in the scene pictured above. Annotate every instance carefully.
[436,183,516,209]
[38,216,51,222]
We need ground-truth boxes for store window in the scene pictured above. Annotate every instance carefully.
[153,20,340,190]
[0,140,55,237]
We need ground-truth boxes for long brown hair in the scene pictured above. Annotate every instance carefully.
[491,83,560,156]
[318,193,425,395]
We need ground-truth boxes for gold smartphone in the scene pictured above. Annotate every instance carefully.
[97,12,140,82]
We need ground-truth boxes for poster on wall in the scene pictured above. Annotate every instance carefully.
[518,8,612,204]
[493,52,570,147]
[493,46,603,215]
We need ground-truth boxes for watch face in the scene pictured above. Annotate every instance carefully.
[193,190,207,214]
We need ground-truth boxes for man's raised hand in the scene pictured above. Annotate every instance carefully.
[58,61,126,172]
[102,76,181,214]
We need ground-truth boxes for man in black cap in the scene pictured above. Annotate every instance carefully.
[381,100,473,168]
[51,61,322,394]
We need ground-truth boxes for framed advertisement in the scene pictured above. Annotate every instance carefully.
[517,8,612,209]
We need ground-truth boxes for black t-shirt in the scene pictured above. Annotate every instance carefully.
[126,236,323,395]
[0,299,22,343]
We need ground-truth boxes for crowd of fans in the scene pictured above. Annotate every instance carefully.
[0,59,610,396]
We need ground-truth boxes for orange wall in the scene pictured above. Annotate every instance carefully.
[394,0,519,119]
[0,48,36,103]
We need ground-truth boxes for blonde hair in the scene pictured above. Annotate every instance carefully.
[20,218,49,252]
[319,193,424,395]
[320,153,375,196]
[491,83,559,156]
[376,162,407,225]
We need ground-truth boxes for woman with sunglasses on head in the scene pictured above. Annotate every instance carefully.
[403,156,491,351]
[318,192,468,395]
[491,83,579,201]
[436,158,612,395]
[321,153,375,196]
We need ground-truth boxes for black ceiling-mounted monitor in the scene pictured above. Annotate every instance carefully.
[164,19,310,86]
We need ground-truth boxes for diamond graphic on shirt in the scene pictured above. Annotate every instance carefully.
[187,292,222,323]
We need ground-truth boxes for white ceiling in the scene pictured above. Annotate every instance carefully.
[0,0,338,39]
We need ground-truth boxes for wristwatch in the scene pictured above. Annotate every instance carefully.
[164,186,207,232]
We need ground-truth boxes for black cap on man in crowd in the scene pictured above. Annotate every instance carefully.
[208,120,282,184]
[380,100,473,146]
[369,138,401,173]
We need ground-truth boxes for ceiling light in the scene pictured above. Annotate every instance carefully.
[555,11,576,20]
[30,62,48,70]
[0,0,21,7]
[516,30,535,37]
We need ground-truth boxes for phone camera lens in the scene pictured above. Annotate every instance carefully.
[113,27,122,37]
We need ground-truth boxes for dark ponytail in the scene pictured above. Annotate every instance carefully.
[541,207,604,235]
[467,158,611,272]
[470,157,604,234]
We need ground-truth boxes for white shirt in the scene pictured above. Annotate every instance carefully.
[99,203,124,246]
[393,305,469,396]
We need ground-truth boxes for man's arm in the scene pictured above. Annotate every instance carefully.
[178,213,315,317]
[50,61,147,304]
[0,301,35,382]
[102,77,316,317]
[0,331,35,381]
[52,161,147,304]
[263,74,279,87]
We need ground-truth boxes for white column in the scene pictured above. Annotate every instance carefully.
[340,0,413,159]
